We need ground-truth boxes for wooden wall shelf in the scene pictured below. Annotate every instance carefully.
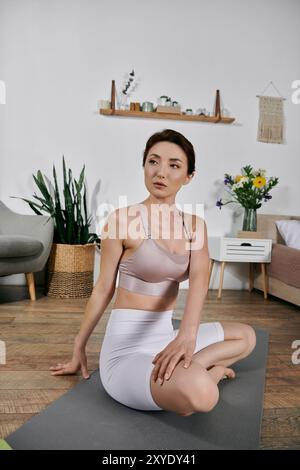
[99,82,235,124]
[99,108,235,123]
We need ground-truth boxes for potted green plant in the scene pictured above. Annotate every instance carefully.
[216,165,279,234]
[11,156,100,298]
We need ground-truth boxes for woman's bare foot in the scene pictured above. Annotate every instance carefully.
[222,367,236,379]
[206,365,236,384]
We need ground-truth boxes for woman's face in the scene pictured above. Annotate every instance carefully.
[144,141,194,199]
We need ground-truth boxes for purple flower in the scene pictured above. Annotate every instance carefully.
[224,177,231,185]
[216,198,223,209]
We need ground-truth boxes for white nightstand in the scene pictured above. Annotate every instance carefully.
[208,236,272,299]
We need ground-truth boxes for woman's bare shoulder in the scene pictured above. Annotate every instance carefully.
[182,212,206,241]
[114,204,145,251]
[113,204,142,245]
[106,204,139,220]
[118,204,141,222]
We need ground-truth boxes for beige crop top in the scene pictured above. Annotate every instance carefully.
[117,204,192,297]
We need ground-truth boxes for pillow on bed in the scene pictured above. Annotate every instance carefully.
[275,220,300,249]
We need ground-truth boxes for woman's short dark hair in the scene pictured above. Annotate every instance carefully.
[142,129,196,176]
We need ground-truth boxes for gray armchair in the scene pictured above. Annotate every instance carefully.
[0,201,54,300]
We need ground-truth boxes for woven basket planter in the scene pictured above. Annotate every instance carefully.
[45,243,96,298]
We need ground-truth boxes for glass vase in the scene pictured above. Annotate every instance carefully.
[242,208,257,231]
[117,92,129,110]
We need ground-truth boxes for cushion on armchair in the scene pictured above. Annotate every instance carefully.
[275,220,300,249]
[0,235,44,258]
[268,243,300,289]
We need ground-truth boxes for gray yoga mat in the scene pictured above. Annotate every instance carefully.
[6,321,269,450]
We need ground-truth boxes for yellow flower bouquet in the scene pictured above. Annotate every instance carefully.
[216,165,279,231]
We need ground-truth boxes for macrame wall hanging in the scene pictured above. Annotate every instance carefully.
[256,81,286,144]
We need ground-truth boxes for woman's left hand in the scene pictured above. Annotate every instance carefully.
[151,333,196,385]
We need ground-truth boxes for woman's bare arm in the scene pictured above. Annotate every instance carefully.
[177,215,209,337]
[50,209,124,377]
[74,208,124,348]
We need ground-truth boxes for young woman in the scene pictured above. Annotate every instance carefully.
[50,129,256,417]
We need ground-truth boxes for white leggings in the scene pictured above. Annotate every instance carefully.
[99,308,225,411]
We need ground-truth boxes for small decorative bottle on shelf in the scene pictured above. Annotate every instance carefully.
[117,91,129,110]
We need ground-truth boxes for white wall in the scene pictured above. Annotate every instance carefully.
[0,0,299,289]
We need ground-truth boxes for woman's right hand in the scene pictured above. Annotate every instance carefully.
[49,347,90,380]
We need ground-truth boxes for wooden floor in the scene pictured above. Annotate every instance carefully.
[0,286,299,450]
